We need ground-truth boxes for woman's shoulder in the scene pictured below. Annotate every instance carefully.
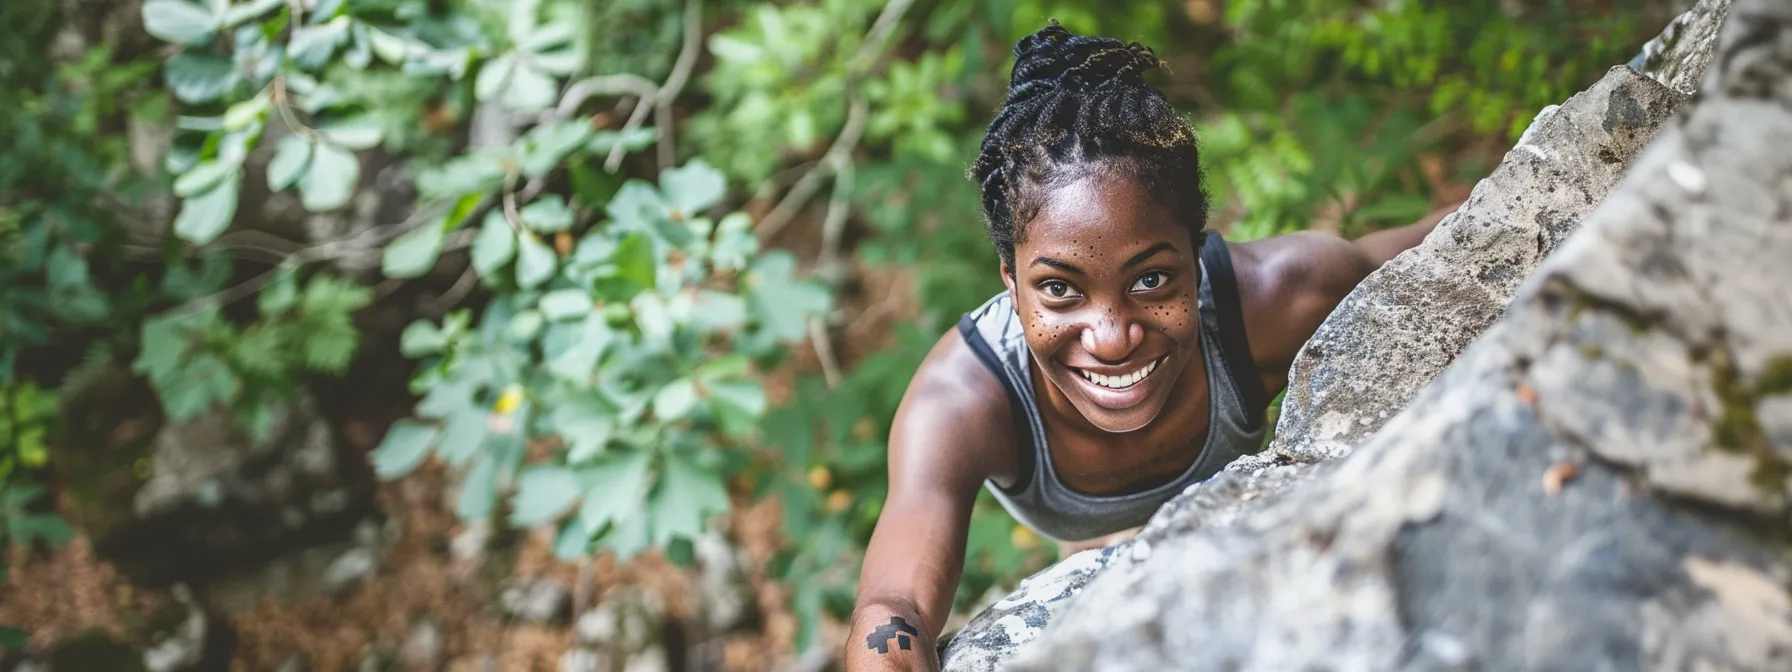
[887,326,1023,483]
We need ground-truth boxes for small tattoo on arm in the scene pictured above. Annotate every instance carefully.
[866,616,919,654]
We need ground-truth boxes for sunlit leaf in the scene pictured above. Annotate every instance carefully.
[539,289,593,320]
[299,142,360,211]
[458,452,497,519]
[266,135,313,191]
[660,160,728,216]
[475,53,516,101]
[382,220,446,279]
[504,63,558,111]
[575,450,650,535]
[142,0,218,46]
[173,160,238,198]
[510,466,582,526]
[515,233,557,289]
[651,454,729,545]
[316,114,384,150]
[173,172,242,245]
[372,420,439,479]
[471,211,518,278]
[520,196,575,233]
[400,320,448,356]
[652,378,699,421]
[165,53,238,104]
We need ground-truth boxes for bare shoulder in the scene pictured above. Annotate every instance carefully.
[1227,231,1378,381]
[887,326,1020,493]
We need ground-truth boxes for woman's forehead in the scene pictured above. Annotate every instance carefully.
[1018,176,1188,260]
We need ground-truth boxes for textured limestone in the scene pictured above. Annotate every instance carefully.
[943,0,1792,669]
[1269,63,1687,462]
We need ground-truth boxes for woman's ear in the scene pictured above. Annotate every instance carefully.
[1001,263,1017,296]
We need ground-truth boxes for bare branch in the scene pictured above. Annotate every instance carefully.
[755,96,870,243]
[655,0,705,170]
[552,74,659,120]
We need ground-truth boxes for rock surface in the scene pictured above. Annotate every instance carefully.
[944,0,1792,669]
[1269,62,1687,462]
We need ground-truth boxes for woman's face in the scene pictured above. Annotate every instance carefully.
[1003,174,1201,434]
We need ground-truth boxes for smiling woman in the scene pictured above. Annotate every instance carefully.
[842,21,1458,672]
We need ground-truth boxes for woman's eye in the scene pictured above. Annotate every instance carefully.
[1131,272,1167,292]
[1044,281,1069,298]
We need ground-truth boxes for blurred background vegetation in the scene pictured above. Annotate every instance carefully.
[0,0,1674,668]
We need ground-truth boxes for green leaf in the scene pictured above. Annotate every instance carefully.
[530,49,583,77]
[587,127,657,156]
[709,212,757,272]
[599,509,651,561]
[520,196,575,233]
[690,290,746,332]
[165,53,238,104]
[316,115,384,150]
[521,121,591,178]
[652,455,730,545]
[458,452,497,519]
[519,23,575,53]
[575,450,650,535]
[660,160,728,216]
[288,20,350,69]
[258,267,299,316]
[553,394,615,462]
[746,251,832,342]
[475,53,516,102]
[157,353,238,421]
[400,320,448,356]
[539,289,593,320]
[299,142,360,211]
[367,29,410,64]
[569,163,624,210]
[511,466,583,526]
[435,410,488,466]
[707,379,767,418]
[552,520,590,560]
[221,92,270,131]
[382,220,447,279]
[652,378,699,421]
[610,233,656,291]
[0,627,26,648]
[504,63,558,111]
[372,420,439,479]
[546,314,613,382]
[221,0,281,27]
[143,0,218,45]
[515,233,557,289]
[173,160,237,198]
[173,172,242,245]
[506,310,543,341]
[266,135,313,191]
[416,150,507,200]
[471,212,518,278]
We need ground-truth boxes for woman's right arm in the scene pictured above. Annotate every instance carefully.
[844,329,1015,672]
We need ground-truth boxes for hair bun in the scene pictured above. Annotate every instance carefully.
[1006,20,1162,105]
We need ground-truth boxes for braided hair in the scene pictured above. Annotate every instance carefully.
[970,21,1208,273]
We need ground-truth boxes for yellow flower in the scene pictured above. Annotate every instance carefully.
[1010,526,1039,549]
[807,466,831,491]
[826,490,851,512]
[494,384,524,415]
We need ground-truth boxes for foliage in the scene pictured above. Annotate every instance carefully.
[2,0,1664,659]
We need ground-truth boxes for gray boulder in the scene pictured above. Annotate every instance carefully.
[1269,0,1730,463]
[942,0,1792,668]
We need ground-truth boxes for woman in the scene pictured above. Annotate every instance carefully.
[845,22,1457,671]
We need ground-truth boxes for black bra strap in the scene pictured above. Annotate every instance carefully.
[1199,233,1271,428]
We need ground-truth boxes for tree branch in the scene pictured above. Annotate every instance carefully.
[655,0,705,171]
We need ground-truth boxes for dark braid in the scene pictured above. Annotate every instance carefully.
[970,21,1208,273]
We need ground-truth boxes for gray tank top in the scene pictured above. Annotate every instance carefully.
[956,232,1271,542]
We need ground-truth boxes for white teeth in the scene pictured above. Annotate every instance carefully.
[1080,358,1161,390]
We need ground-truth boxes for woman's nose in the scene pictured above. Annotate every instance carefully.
[1080,313,1144,363]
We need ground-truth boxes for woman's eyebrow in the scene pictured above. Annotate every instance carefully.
[1030,256,1086,275]
[1122,242,1177,269]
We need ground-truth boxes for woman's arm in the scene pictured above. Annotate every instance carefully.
[845,329,1015,672]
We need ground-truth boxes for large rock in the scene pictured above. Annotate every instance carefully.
[945,0,1792,668]
[1269,62,1688,462]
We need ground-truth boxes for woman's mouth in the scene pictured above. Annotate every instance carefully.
[1075,357,1161,390]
